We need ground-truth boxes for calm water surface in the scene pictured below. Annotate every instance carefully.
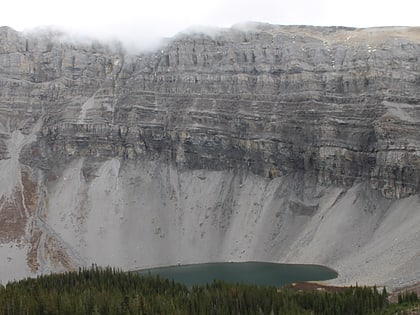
[135,262,338,287]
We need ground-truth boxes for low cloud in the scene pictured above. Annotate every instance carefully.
[2,0,419,53]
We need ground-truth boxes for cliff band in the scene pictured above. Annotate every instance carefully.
[0,24,419,287]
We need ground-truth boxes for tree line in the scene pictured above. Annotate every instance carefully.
[0,266,417,314]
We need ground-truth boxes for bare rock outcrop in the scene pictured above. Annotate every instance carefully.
[0,24,419,287]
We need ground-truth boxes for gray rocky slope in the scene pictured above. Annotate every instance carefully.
[0,24,419,287]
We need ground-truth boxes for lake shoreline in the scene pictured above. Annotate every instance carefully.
[134,261,338,287]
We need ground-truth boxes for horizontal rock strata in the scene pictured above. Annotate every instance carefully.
[0,24,419,287]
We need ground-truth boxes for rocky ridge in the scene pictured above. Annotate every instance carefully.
[0,24,419,287]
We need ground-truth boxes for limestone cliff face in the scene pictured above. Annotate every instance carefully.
[0,24,419,287]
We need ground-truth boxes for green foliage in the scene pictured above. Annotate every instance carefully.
[0,266,417,315]
[398,290,419,305]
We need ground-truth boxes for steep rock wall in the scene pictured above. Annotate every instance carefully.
[0,24,419,287]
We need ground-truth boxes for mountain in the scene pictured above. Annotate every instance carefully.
[0,23,419,288]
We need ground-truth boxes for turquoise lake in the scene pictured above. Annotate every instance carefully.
[135,261,338,287]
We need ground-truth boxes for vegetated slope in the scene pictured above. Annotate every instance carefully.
[0,266,403,315]
[0,24,419,287]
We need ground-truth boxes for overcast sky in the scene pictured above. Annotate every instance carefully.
[2,0,419,50]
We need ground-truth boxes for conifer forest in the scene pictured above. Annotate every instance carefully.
[0,266,418,314]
